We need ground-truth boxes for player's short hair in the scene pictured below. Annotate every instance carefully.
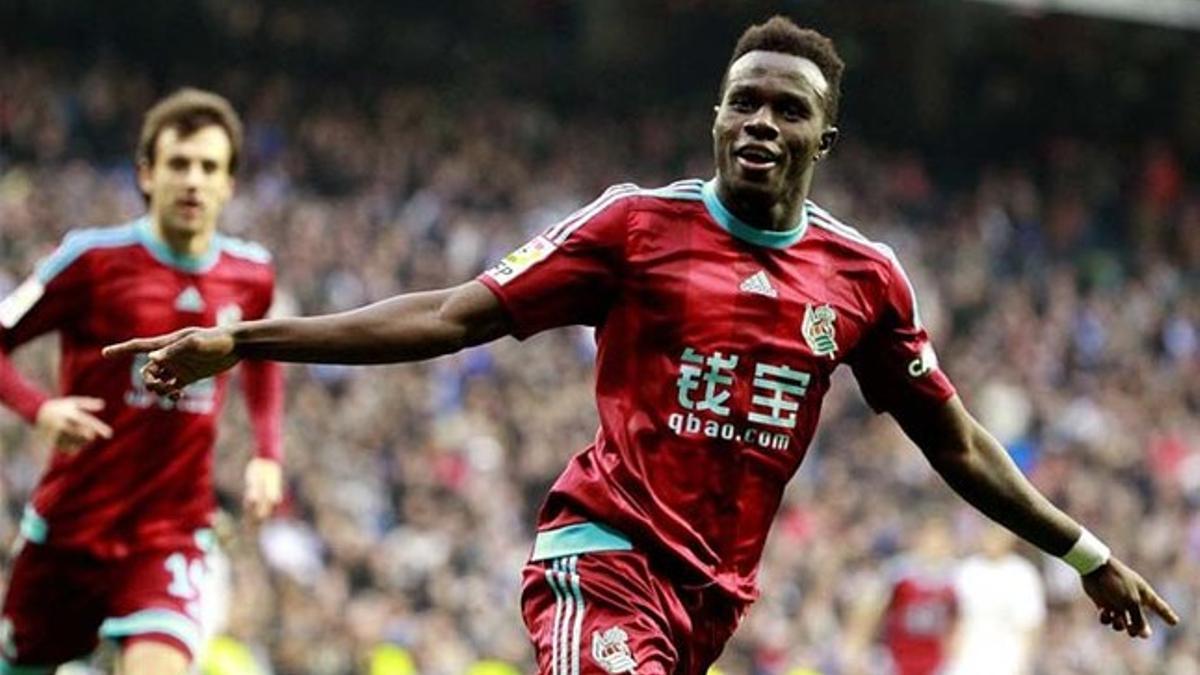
[137,87,244,174]
[721,16,845,124]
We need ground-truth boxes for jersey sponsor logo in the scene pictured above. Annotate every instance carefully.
[484,235,557,286]
[802,303,838,359]
[908,342,939,378]
[739,270,777,298]
[0,276,45,329]
[671,347,804,452]
[174,286,206,313]
[591,626,638,674]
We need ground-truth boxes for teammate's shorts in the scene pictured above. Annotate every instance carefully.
[0,529,212,673]
[520,522,748,675]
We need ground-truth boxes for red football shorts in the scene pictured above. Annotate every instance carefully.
[521,542,747,675]
[1,538,209,671]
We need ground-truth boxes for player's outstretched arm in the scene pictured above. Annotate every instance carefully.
[894,395,1180,638]
[103,281,510,396]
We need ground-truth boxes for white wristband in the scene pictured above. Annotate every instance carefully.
[1062,528,1110,575]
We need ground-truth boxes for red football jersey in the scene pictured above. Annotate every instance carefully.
[882,558,959,675]
[479,179,956,601]
[0,217,281,558]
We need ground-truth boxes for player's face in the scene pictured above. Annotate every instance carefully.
[713,51,832,208]
[138,124,235,241]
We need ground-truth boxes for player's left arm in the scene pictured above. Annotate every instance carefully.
[851,252,1178,638]
[895,376,1179,638]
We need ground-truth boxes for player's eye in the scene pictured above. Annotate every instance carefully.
[779,102,809,122]
[202,160,219,174]
[727,95,756,113]
[168,157,188,171]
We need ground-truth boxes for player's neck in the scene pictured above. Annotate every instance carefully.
[717,185,809,232]
[150,219,215,257]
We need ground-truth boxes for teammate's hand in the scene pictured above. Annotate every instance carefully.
[243,457,283,522]
[103,327,239,398]
[35,396,113,453]
[1082,556,1179,638]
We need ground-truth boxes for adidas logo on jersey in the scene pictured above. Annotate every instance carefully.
[174,286,206,313]
[739,270,777,298]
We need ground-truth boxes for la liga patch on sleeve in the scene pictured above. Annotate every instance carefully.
[484,235,557,286]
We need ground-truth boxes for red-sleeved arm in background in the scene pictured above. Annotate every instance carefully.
[0,238,92,423]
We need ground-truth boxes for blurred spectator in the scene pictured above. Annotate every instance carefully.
[943,525,1045,675]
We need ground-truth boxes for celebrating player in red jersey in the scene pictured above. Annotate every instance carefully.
[107,17,1178,675]
[0,89,283,675]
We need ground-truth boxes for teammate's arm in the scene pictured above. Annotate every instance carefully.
[0,247,113,451]
[893,396,1180,637]
[104,280,509,394]
[240,358,283,520]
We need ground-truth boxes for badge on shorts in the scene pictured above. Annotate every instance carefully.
[591,626,638,673]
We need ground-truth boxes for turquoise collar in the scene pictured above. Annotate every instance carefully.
[135,217,221,273]
[701,179,808,249]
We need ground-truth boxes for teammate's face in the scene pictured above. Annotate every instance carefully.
[713,51,833,209]
[138,124,235,242]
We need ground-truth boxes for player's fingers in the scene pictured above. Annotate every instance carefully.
[102,335,174,358]
[73,412,113,439]
[56,430,88,452]
[1100,609,1114,625]
[67,396,106,412]
[1127,603,1149,638]
[1110,612,1126,632]
[1142,586,1180,626]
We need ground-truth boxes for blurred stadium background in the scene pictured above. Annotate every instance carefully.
[2,1,1199,673]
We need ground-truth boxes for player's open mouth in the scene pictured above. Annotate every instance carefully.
[177,199,203,216]
[734,145,780,172]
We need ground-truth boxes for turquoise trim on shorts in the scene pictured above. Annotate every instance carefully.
[194,528,215,553]
[99,609,201,657]
[18,505,46,545]
[0,658,53,675]
[531,522,633,561]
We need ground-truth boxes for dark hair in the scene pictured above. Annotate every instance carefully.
[721,16,845,124]
[137,87,244,174]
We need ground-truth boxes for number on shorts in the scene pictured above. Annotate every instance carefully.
[165,552,206,600]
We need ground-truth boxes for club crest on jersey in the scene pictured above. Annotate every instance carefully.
[216,303,243,327]
[485,235,557,286]
[591,626,638,674]
[802,303,838,359]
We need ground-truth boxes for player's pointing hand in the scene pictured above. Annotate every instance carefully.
[1082,556,1180,638]
[103,327,240,397]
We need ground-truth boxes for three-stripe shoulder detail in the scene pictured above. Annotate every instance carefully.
[543,180,704,245]
[807,203,924,328]
[36,224,139,283]
[217,235,273,264]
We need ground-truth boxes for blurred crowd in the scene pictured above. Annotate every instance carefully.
[2,46,1199,675]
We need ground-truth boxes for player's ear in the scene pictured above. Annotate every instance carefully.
[815,127,839,160]
[136,160,154,195]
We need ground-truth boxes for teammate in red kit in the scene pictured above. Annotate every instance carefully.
[107,17,1179,675]
[846,518,959,675]
[0,89,283,675]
